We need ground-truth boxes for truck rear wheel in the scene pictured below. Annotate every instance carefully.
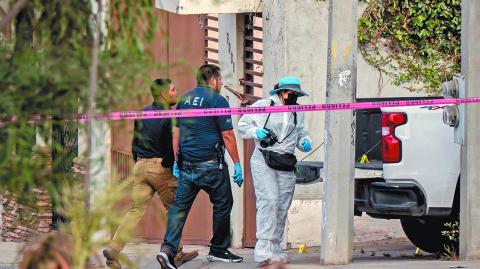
[400,217,457,254]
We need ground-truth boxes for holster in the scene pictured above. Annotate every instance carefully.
[177,151,184,169]
[215,142,226,170]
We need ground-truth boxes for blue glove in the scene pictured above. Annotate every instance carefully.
[256,128,269,139]
[232,163,243,187]
[300,138,312,152]
[172,161,180,178]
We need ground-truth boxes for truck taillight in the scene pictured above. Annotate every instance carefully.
[381,113,407,163]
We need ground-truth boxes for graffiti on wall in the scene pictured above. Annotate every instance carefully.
[226,32,236,73]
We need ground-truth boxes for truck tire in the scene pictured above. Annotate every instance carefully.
[400,217,457,254]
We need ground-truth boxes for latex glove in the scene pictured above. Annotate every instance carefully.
[172,161,180,178]
[232,163,243,187]
[300,138,312,152]
[255,128,269,140]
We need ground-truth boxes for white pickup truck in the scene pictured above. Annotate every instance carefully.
[354,102,460,253]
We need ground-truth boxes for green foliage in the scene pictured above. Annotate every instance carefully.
[60,178,134,269]
[358,0,461,94]
[0,1,168,265]
[442,221,459,242]
[0,0,162,197]
[441,221,459,259]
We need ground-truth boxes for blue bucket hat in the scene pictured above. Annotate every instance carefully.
[269,76,309,97]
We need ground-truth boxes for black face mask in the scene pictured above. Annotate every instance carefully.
[284,93,298,105]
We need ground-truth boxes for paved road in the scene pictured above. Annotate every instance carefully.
[98,239,476,269]
[2,239,479,269]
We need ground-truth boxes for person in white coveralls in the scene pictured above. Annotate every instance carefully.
[238,76,312,267]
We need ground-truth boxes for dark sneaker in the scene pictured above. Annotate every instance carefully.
[207,249,243,263]
[103,248,122,269]
[174,250,199,267]
[156,251,177,269]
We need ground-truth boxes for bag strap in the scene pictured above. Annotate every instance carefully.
[279,114,297,143]
[262,100,275,129]
[262,99,297,144]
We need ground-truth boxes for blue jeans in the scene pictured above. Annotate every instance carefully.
[162,160,233,255]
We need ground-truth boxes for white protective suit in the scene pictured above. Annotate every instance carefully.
[238,94,311,263]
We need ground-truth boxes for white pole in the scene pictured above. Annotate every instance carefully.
[320,0,357,265]
[459,0,480,260]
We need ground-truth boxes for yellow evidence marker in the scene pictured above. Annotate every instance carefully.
[360,153,370,164]
[298,244,309,254]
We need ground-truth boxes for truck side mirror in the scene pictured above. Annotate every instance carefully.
[442,79,460,99]
[442,74,465,145]
[443,105,460,128]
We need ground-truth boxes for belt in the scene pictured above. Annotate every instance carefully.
[182,157,218,165]
[136,157,163,162]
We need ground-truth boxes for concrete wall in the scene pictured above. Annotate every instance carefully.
[156,0,262,15]
[218,13,246,248]
[263,0,423,164]
[261,0,417,248]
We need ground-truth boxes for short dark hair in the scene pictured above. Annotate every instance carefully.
[197,64,220,85]
[150,78,171,100]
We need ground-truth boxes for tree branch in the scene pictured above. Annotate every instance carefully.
[0,0,29,33]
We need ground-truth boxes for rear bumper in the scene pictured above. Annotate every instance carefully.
[354,179,426,218]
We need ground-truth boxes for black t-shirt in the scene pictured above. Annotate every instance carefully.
[132,102,174,168]
[176,85,233,162]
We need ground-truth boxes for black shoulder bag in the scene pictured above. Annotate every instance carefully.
[259,100,298,172]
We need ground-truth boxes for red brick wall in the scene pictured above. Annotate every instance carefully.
[1,190,52,242]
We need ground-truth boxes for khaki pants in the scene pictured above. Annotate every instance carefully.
[109,158,179,252]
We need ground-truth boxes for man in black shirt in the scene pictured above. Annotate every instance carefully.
[103,79,198,269]
[131,95,175,168]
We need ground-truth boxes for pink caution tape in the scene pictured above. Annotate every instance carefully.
[106,97,480,120]
[2,97,480,125]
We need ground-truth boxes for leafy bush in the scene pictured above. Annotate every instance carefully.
[358,0,461,94]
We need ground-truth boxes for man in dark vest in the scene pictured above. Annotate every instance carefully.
[103,79,198,269]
